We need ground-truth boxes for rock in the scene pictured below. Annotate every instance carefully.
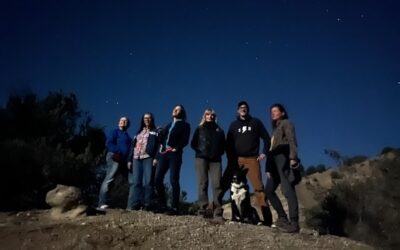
[46,184,87,219]
[386,151,397,161]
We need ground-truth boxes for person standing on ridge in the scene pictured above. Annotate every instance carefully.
[265,103,301,233]
[127,112,160,211]
[154,105,190,215]
[222,101,272,225]
[98,116,132,210]
[191,108,225,220]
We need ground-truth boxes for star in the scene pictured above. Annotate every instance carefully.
[337,17,342,22]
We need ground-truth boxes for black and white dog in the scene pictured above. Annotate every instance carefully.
[230,167,260,224]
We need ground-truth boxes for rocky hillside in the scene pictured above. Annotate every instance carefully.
[0,209,371,249]
[296,150,399,212]
[2,152,397,249]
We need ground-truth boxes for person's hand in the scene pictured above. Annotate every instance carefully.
[290,159,299,169]
[266,172,271,179]
[153,159,158,167]
[127,162,132,170]
[257,153,266,161]
[171,148,177,152]
[112,153,121,162]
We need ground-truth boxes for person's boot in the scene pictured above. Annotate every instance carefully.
[273,216,288,227]
[153,205,168,214]
[203,208,214,218]
[287,220,300,233]
[165,207,180,216]
[197,209,206,217]
[277,218,299,233]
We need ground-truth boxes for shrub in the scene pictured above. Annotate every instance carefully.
[0,92,106,211]
[381,147,395,155]
[305,154,400,249]
[343,155,367,166]
[306,166,317,175]
[306,164,327,176]
[330,171,343,179]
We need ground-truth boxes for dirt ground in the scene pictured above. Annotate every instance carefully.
[0,209,372,250]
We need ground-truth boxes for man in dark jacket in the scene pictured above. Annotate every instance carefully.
[98,116,132,210]
[154,105,190,215]
[222,101,272,225]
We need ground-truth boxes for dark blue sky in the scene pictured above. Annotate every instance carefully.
[1,0,399,201]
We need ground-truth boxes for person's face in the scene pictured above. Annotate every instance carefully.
[271,107,284,121]
[237,105,248,117]
[143,114,152,127]
[205,112,216,122]
[172,106,182,118]
[119,117,128,129]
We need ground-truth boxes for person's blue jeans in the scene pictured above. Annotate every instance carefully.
[98,152,120,206]
[155,151,182,209]
[127,157,154,209]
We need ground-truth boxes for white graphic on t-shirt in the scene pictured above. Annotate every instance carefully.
[238,126,252,133]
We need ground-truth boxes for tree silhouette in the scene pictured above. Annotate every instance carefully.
[0,91,106,211]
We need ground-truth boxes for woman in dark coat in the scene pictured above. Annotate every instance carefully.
[191,108,225,219]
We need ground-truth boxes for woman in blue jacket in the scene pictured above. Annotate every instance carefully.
[127,113,160,210]
[98,116,132,210]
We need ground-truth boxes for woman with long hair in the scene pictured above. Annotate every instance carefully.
[127,112,159,210]
[265,103,300,233]
[154,105,191,215]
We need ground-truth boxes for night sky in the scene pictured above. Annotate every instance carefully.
[1,0,399,201]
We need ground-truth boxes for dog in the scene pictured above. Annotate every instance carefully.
[230,167,260,224]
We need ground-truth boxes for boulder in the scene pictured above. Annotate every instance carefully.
[46,185,87,219]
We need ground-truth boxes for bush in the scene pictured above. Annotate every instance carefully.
[305,154,400,249]
[0,91,106,211]
[330,171,343,179]
[306,166,317,175]
[306,164,327,176]
[380,147,400,155]
[315,164,327,173]
[343,155,367,166]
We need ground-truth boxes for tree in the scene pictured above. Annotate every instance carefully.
[0,91,106,211]
[324,149,344,166]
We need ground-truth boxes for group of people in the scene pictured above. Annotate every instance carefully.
[97,101,301,233]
